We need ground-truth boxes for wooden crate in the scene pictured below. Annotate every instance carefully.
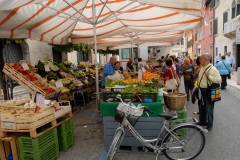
[0,136,19,160]
[1,108,54,130]
[52,101,72,119]
[3,64,56,98]
[0,111,73,139]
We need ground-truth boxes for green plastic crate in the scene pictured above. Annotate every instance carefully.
[169,118,188,138]
[18,128,58,153]
[59,118,74,135]
[176,108,187,119]
[20,141,59,160]
[169,119,187,128]
[57,119,75,151]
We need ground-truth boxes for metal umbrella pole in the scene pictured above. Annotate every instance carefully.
[91,0,102,123]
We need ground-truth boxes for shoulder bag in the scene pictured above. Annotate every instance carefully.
[207,66,221,102]
[165,68,178,90]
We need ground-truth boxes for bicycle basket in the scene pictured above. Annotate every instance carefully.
[115,109,125,123]
[115,103,143,126]
[127,114,141,126]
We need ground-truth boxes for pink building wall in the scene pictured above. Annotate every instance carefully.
[192,3,214,58]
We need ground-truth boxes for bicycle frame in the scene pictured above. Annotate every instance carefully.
[114,116,200,154]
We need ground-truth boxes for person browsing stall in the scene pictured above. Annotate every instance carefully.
[115,61,123,73]
[197,53,221,131]
[102,56,117,88]
[126,57,134,72]
[215,55,232,89]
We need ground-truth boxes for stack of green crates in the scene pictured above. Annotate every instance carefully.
[169,107,188,137]
[57,118,75,151]
[18,128,59,160]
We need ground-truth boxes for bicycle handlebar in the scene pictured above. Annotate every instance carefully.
[107,94,153,114]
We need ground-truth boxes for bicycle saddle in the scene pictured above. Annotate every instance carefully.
[158,112,177,120]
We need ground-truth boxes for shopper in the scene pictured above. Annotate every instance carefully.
[162,58,177,92]
[225,51,235,79]
[115,61,123,73]
[215,53,222,64]
[102,56,117,88]
[181,57,194,101]
[126,57,134,72]
[197,53,221,131]
[215,55,232,89]
[192,56,202,115]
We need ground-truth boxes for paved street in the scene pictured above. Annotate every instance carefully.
[1,72,240,160]
[56,77,240,160]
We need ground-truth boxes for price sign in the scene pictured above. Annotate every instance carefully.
[36,93,46,107]
[138,69,142,81]
[21,62,29,70]
[44,65,50,72]
[55,80,63,88]
[86,67,89,72]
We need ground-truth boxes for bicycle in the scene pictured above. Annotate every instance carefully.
[106,94,205,160]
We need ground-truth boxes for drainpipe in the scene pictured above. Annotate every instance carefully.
[213,5,215,65]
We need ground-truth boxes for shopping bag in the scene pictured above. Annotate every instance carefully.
[165,79,178,90]
[208,83,221,102]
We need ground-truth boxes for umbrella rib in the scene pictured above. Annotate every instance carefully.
[63,0,93,24]
[97,0,137,24]
[39,3,91,24]
[96,0,109,24]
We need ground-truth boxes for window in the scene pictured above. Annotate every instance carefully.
[223,11,228,30]
[210,45,213,55]
[121,48,131,59]
[216,47,218,56]
[197,28,201,41]
[237,0,240,16]
[232,1,236,18]
[224,46,227,54]
[210,21,213,35]
[214,19,218,35]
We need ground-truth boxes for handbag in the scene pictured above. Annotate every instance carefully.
[207,67,221,102]
[165,68,178,90]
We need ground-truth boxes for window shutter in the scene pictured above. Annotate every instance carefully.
[211,0,215,8]
[214,19,218,35]
[237,4,240,16]
[232,7,236,18]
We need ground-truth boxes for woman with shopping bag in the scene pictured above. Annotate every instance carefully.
[162,58,178,92]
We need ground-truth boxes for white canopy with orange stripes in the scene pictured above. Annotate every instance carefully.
[0,0,203,45]
[0,0,204,102]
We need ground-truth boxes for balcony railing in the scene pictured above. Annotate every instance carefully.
[224,15,240,35]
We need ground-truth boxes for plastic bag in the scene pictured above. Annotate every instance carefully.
[106,71,124,81]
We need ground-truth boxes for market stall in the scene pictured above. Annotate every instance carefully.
[100,68,165,150]
[0,61,79,159]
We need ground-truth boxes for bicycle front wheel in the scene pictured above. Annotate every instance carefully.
[162,124,205,160]
[106,130,123,160]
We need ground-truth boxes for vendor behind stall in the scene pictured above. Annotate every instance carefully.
[115,61,123,73]
[102,56,117,88]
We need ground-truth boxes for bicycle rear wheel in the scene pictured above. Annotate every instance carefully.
[162,124,205,160]
[106,130,123,160]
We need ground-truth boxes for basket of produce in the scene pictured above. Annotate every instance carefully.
[163,92,186,110]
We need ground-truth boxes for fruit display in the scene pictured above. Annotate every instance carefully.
[121,84,158,94]
[3,62,56,98]
[110,78,152,86]
[142,72,160,79]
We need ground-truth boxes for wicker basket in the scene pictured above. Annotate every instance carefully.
[163,92,187,110]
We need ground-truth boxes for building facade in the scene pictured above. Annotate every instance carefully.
[193,1,214,60]
[221,0,240,70]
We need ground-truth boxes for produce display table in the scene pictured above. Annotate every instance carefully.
[101,97,164,152]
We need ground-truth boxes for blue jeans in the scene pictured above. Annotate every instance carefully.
[200,88,215,128]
